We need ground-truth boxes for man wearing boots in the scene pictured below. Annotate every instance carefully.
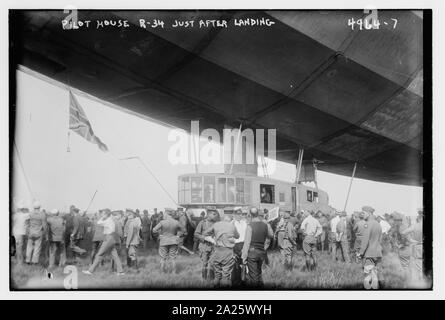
[152,210,184,272]
[279,211,297,270]
[194,209,217,280]
[300,210,323,271]
[203,213,239,287]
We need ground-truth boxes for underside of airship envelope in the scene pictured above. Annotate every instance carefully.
[11,10,425,186]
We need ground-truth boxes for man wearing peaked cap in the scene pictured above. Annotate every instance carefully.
[194,209,218,280]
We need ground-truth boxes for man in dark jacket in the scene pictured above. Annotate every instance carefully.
[69,206,87,260]
[47,209,66,268]
[91,210,105,264]
[140,210,151,249]
[242,207,273,287]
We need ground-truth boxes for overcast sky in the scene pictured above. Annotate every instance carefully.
[12,70,423,216]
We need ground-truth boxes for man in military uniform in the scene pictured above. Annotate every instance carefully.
[177,209,194,255]
[278,210,297,270]
[203,213,239,287]
[357,206,382,289]
[26,201,47,265]
[152,209,185,272]
[47,208,66,268]
[194,210,217,280]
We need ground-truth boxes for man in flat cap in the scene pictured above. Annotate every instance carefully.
[357,205,382,289]
[12,202,30,265]
[25,201,47,265]
[300,210,323,271]
[47,208,66,268]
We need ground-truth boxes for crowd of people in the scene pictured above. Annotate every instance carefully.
[11,201,424,288]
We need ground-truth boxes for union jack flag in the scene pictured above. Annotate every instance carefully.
[69,91,108,152]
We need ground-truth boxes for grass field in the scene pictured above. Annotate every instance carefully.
[11,246,428,290]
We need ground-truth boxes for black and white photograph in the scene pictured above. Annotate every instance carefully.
[7,4,433,293]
